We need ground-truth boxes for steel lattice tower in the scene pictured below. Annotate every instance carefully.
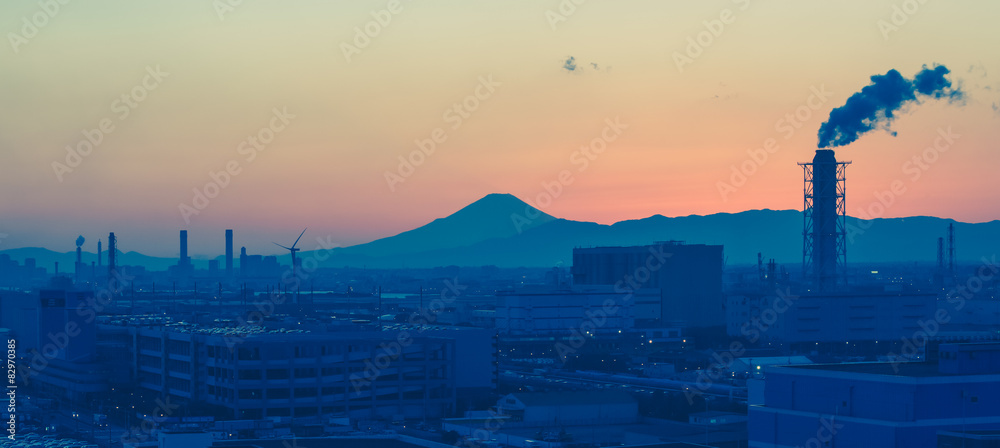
[800,150,850,291]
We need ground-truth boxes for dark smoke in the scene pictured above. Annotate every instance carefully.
[817,64,963,148]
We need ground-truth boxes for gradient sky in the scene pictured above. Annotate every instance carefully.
[1,0,999,257]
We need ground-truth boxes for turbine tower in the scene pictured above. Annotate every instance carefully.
[274,228,307,286]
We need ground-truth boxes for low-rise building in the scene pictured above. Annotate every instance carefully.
[727,291,937,345]
[496,286,659,335]
[496,391,638,426]
[749,342,1000,448]
[125,323,494,421]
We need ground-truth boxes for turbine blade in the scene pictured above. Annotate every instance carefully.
[274,242,292,251]
[292,228,307,248]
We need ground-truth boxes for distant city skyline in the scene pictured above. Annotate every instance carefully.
[2,0,1000,256]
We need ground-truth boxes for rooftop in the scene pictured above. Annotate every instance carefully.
[508,390,637,406]
[783,362,949,377]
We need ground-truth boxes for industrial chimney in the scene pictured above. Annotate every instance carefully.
[75,236,84,284]
[225,229,234,278]
[108,232,117,295]
[800,149,850,291]
[180,230,190,266]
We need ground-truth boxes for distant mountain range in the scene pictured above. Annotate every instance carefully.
[4,193,999,270]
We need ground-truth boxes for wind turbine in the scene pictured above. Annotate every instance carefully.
[274,228,307,284]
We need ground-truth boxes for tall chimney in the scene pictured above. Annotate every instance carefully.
[75,246,82,283]
[240,247,247,278]
[108,232,118,295]
[97,240,102,266]
[180,230,189,265]
[225,229,234,278]
[948,223,956,274]
[801,149,849,291]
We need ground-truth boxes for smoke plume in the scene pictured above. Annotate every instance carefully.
[817,64,963,148]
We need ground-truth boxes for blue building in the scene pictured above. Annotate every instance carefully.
[749,342,1000,448]
[122,322,495,420]
[572,242,725,328]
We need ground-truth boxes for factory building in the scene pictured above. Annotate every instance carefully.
[726,291,937,345]
[495,285,660,334]
[125,324,493,420]
[749,342,1000,448]
[0,289,107,402]
[496,391,638,426]
[572,242,725,328]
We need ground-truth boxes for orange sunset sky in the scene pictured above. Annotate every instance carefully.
[1,0,999,256]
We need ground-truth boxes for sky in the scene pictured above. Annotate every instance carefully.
[1,0,999,257]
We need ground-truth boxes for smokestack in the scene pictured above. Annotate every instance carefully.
[226,229,234,278]
[76,246,82,283]
[801,149,849,291]
[812,150,838,288]
[108,232,117,294]
[97,240,102,266]
[240,247,247,278]
[948,223,956,274]
[180,230,189,265]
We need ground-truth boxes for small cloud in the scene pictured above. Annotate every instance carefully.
[563,56,577,72]
[562,57,610,74]
[711,81,738,101]
[968,63,988,78]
